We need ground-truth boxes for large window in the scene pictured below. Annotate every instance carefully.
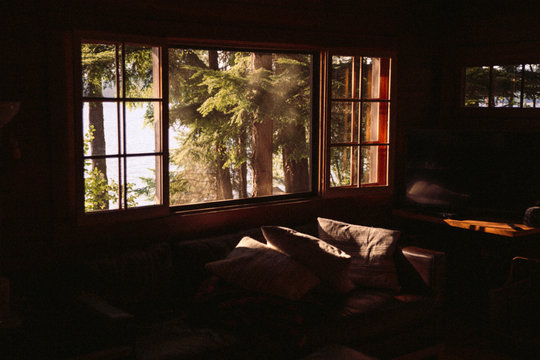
[168,48,313,206]
[79,39,314,214]
[78,36,393,217]
[327,55,391,188]
[464,64,540,108]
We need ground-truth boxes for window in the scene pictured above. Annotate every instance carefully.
[464,64,540,108]
[77,35,394,217]
[81,41,164,212]
[168,48,313,206]
[327,55,391,188]
[79,38,314,214]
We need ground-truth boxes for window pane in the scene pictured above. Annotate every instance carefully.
[464,66,490,107]
[361,102,389,143]
[362,57,390,99]
[81,43,118,98]
[361,145,388,185]
[126,155,161,207]
[84,158,121,212]
[523,64,540,108]
[83,102,120,156]
[330,102,359,144]
[330,146,358,187]
[168,49,312,206]
[492,65,522,108]
[331,56,359,99]
[125,45,160,98]
[126,102,159,154]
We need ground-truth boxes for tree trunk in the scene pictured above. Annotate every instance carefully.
[282,123,310,193]
[238,128,248,198]
[209,50,234,200]
[87,70,109,209]
[250,53,273,197]
[216,143,233,200]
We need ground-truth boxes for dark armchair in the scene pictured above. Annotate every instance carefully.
[489,256,540,358]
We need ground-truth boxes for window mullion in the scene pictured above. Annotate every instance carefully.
[121,42,127,210]
[161,45,170,208]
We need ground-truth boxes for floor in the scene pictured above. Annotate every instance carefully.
[439,318,524,360]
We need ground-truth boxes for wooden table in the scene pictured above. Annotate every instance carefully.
[392,209,540,238]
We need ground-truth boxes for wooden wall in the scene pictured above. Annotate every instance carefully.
[1,0,442,272]
[439,1,540,132]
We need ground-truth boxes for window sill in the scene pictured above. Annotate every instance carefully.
[322,185,393,200]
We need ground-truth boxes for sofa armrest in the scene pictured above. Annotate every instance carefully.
[401,247,446,303]
[77,292,134,324]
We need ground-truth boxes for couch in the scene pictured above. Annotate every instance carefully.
[74,219,446,360]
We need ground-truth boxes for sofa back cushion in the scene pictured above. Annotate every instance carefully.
[83,242,174,313]
[171,228,265,302]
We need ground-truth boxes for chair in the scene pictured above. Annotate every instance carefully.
[489,256,540,358]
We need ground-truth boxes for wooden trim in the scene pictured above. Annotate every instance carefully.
[165,37,321,53]
[319,51,330,195]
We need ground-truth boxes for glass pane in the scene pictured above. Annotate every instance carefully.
[362,57,390,99]
[83,102,120,156]
[81,43,118,98]
[126,156,161,207]
[125,45,160,99]
[493,65,522,107]
[126,102,158,154]
[84,157,121,212]
[523,64,540,108]
[168,48,313,205]
[361,145,388,186]
[330,102,359,144]
[464,66,490,107]
[331,56,359,99]
[361,102,389,143]
[330,146,358,187]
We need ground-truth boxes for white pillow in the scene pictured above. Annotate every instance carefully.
[261,226,354,293]
[317,218,401,291]
[205,237,320,300]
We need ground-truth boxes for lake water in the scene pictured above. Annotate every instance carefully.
[83,103,164,207]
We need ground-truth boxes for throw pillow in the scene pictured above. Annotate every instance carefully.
[205,237,320,300]
[317,217,401,291]
[261,226,354,293]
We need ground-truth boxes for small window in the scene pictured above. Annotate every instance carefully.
[327,55,391,188]
[464,64,540,108]
[81,41,164,213]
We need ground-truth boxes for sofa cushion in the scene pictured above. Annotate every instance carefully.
[317,218,400,292]
[305,289,438,352]
[261,226,354,293]
[192,275,326,358]
[83,242,174,313]
[205,237,320,300]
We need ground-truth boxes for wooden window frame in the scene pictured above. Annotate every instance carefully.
[73,32,323,223]
[74,33,170,224]
[320,50,395,198]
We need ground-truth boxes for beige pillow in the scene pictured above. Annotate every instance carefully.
[205,237,320,300]
[317,218,400,292]
[261,226,354,293]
